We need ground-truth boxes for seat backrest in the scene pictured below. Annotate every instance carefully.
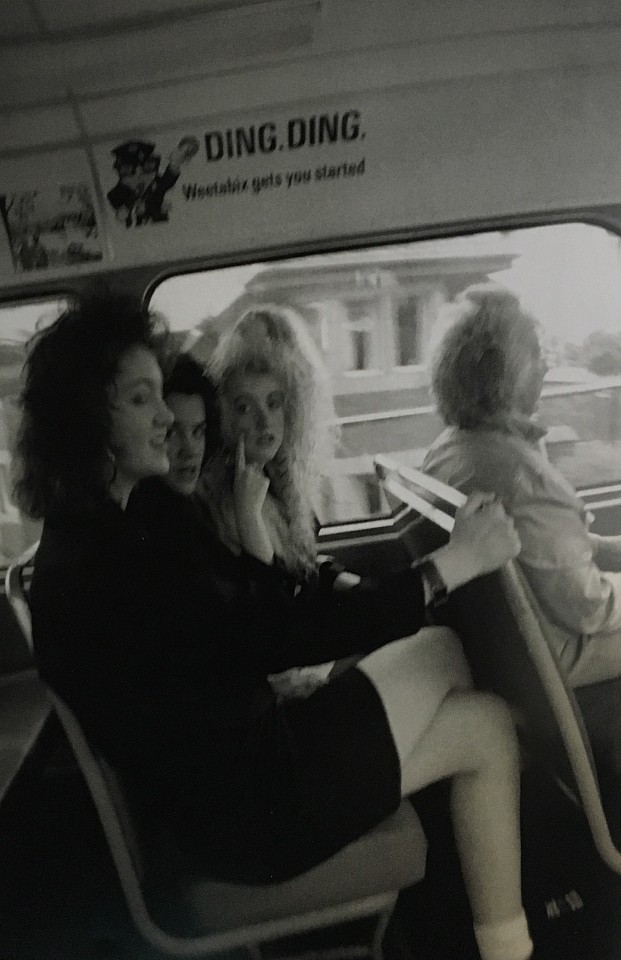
[374,455,621,875]
[5,550,166,935]
[7,543,153,911]
[46,689,156,931]
[5,540,39,653]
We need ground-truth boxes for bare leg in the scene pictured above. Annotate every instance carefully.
[399,690,522,925]
[358,631,526,935]
[358,627,473,763]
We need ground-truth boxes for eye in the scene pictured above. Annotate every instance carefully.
[193,423,207,439]
[131,390,150,406]
[233,399,250,415]
[267,391,284,410]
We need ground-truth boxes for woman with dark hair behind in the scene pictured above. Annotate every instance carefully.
[17,293,533,960]
[162,352,220,496]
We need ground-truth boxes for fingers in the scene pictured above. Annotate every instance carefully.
[461,490,497,516]
[236,435,246,474]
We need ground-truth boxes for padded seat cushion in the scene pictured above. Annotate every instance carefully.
[148,799,426,936]
[0,668,50,803]
[574,678,621,845]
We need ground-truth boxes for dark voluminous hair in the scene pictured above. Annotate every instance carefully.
[163,352,221,462]
[431,284,540,429]
[13,293,168,519]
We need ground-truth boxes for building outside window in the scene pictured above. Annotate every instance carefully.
[395,295,420,367]
[0,297,69,564]
[341,299,379,373]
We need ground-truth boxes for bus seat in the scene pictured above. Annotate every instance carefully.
[0,669,49,807]
[374,455,621,876]
[6,541,426,955]
[48,689,426,958]
[1,543,49,807]
[572,678,621,847]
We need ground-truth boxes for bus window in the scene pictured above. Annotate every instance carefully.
[0,298,70,564]
[150,222,621,525]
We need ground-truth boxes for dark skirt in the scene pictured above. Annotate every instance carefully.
[149,667,402,884]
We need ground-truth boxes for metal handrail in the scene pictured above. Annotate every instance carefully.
[335,375,621,427]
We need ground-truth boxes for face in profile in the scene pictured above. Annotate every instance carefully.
[108,345,173,490]
[223,371,285,467]
[165,392,207,495]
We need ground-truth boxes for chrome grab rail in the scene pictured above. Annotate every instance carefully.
[374,453,466,531]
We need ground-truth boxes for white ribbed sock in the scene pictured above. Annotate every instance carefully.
[473,910,533,960]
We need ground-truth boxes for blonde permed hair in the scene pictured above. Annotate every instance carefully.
[207,306,337,575]
[431,284,540,429]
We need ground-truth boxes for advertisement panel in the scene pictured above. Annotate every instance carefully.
[92,100,371,262]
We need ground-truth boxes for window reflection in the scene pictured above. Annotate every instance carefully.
[0,299,69,563]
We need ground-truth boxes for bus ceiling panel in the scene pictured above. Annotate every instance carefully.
[2,0,322,37]
[0,1,320,109]
[33,0,310,33]
[0,0,42,41]
[3,3,621,109]
[5,0,621,44]
[73,24,621,135]
[0,105,80,154]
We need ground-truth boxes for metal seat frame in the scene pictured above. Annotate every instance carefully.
[375,454,621,876]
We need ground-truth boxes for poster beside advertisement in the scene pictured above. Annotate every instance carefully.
[1,184,103,274]
[0,150,105,282]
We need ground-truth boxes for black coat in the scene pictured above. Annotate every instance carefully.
[31,480,428,878]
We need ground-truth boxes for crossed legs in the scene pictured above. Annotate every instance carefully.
[359,628,531,960]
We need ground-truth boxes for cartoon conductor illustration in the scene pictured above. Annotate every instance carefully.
[107,137,199,227]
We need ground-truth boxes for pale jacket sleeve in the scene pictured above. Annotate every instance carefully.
[423,433,621,638]
[514,499,621,637]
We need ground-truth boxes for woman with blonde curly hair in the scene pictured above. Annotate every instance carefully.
[199,306,345,584]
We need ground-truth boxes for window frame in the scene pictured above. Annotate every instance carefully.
[145,212,621,534]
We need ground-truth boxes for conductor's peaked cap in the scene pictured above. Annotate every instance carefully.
[111,140,156,166]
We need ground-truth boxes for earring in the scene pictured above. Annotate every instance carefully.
[106,447,118,485]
